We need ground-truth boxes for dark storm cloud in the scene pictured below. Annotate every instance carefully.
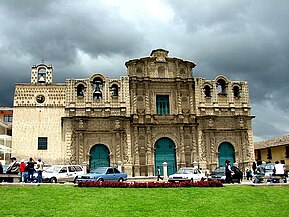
[1,0,145,60]
[165,0,289,140]
[0,0,147,107]
[0,0,288,141]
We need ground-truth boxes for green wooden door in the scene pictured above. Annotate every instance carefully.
[218,142,235,167]
[89,144,110,171]
[154,138,176,176]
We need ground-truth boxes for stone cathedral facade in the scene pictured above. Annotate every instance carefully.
[12,49,255,176]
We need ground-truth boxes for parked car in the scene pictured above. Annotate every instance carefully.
[208,166,243,183]
[42,165,84,183]
[168,167,206,182]
[76,167,127,182]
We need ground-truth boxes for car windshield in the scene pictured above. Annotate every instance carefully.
[45,166,62,173]
[214,167,225,173]
[91,168,107,174]
[176,168,194,174]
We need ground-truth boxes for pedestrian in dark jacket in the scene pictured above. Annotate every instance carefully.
[0,162,3,182]
[27,158,36,182]
[225,159,234,184]
[157,166,163,181]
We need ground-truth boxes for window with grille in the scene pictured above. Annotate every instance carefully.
[156,95,170,115]
[4,115,13,122]
[38,137,48,150]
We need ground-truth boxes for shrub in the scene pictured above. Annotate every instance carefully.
[77,180,223,188]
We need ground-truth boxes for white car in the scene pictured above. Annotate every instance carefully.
[168,167,206,182]
[42,165,84,183]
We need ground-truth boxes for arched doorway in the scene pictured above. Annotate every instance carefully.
[218,142,235,167]
[89,144,110,171]
[154,137,176,176]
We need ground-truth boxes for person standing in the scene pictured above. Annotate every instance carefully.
[0,162,3,182]
[27,158,36,182]
[19,159,27,182]
[36,158,44,183]
[252,162,257,174]
[157,166,163,181]
[273,161,285,183]
[225,159,234,184]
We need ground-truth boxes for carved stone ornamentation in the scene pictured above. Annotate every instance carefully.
[12,50,254,176]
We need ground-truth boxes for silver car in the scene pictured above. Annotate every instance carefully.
[42,165,84,183]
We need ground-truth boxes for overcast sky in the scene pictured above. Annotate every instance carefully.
[0,0,288,142]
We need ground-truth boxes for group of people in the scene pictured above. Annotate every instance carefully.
[3,157,44,183]
[225,159,287,184]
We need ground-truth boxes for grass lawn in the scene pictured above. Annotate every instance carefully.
[1,185,289,217]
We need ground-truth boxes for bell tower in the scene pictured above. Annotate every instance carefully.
[31,62,53,84]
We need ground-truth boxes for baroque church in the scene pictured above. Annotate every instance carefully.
[12,49,255,176]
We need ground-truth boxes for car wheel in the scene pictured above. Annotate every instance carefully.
[118,178,124,182]
[98,178,104,182]
[50,177,57,183]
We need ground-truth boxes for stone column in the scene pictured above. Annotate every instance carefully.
[162,162,168,178]
[180,126,186,167]
[123,123,133,177]
[117,161,122,172]
[82,161,87,174]
[191,126,197,164]
[146,127,154,176]
[134,127,140,176]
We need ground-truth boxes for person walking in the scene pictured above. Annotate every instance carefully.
[225,159,234,184]
[157,166,163,181]
[36,158,44,183]
[27,158,36,182]
[252,162,257,174]
[19,159,27,182]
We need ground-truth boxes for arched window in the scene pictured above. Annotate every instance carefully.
[93,78,103,100]
[233,86,240,98]
[111,84,119,97]
[217,79,227,95]
[38,69,46,83]
[204,85,211,97]
[77,84,85,97]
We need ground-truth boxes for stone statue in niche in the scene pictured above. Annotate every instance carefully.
[208,118,214,128]
[239,118,244,128]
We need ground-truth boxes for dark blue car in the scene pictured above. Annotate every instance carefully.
[77,167,127,182]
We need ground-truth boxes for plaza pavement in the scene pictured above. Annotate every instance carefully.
[1,177,288,186]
